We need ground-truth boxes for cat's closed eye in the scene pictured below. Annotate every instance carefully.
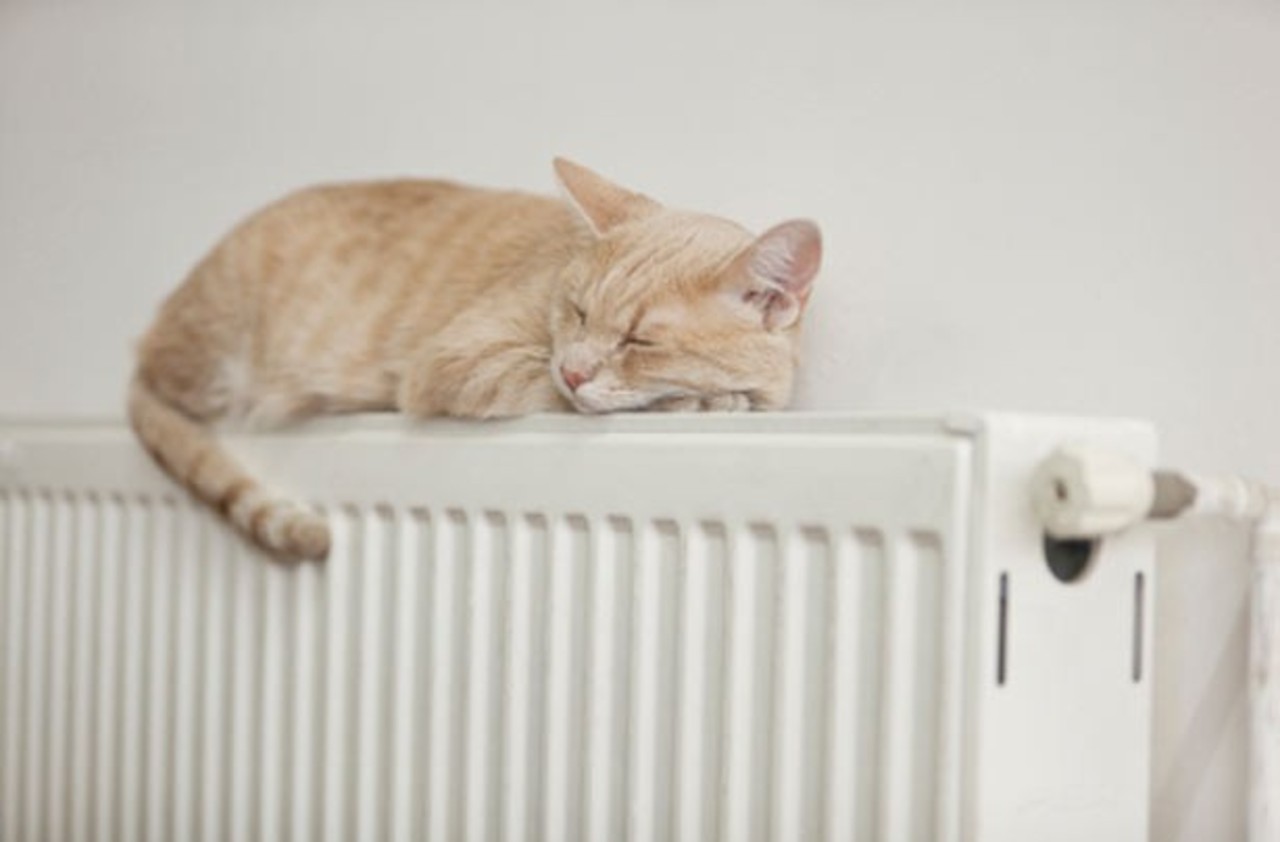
[623,334,656,348]
[571,302,587,324]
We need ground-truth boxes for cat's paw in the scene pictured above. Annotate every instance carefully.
[699,393,752,412]
[648,395,703,412]
[649,393,752,413]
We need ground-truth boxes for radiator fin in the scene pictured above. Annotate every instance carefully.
[584,516,635,842]
[825,530,887,840]
[877,533,945,842]
[675,521,727,842]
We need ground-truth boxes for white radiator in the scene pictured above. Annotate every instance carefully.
[0,413,1154,842]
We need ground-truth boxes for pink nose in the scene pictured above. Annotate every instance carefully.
[561,365,591,391]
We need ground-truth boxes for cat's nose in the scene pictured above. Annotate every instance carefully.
[560,365,592,391]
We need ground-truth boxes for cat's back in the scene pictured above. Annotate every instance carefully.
[237,177,488,262]
[206,177,574,296]
[241,177,569,247]
[149,176,579,409]
[270,177,474,231]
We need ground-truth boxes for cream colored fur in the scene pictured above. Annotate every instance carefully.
[130,159,823,560]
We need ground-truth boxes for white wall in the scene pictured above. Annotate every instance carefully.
[2,1,1277,838]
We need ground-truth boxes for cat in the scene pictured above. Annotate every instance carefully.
[128,159,823,561]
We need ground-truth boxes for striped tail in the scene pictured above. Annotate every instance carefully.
[127,377,331,561]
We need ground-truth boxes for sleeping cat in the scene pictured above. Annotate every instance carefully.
[129,159,823,561]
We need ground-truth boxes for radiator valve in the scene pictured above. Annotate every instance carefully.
[1032,443,1280,842]
[1032,444,1155,539]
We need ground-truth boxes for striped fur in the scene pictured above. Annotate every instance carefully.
[130,159,822,560]
[128,378,330,560]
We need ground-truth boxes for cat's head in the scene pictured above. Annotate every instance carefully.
[548,158,822,414]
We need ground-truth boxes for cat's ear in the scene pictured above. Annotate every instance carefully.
[554,158,660,236]
[732,219,823,331]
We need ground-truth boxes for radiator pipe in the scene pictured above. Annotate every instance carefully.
[1252,504,1280,842]
[1031,446,1280,842]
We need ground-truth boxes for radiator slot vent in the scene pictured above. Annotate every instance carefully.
[1132,572,1146,683]
[996,572,1009,686]
[1042,535,1098,583]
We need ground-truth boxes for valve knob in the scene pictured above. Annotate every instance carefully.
[1031,445,1154,539]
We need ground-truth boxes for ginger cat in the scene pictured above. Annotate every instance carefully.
[129,159,823,560]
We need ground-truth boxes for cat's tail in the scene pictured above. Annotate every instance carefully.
[127,376,331,561]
